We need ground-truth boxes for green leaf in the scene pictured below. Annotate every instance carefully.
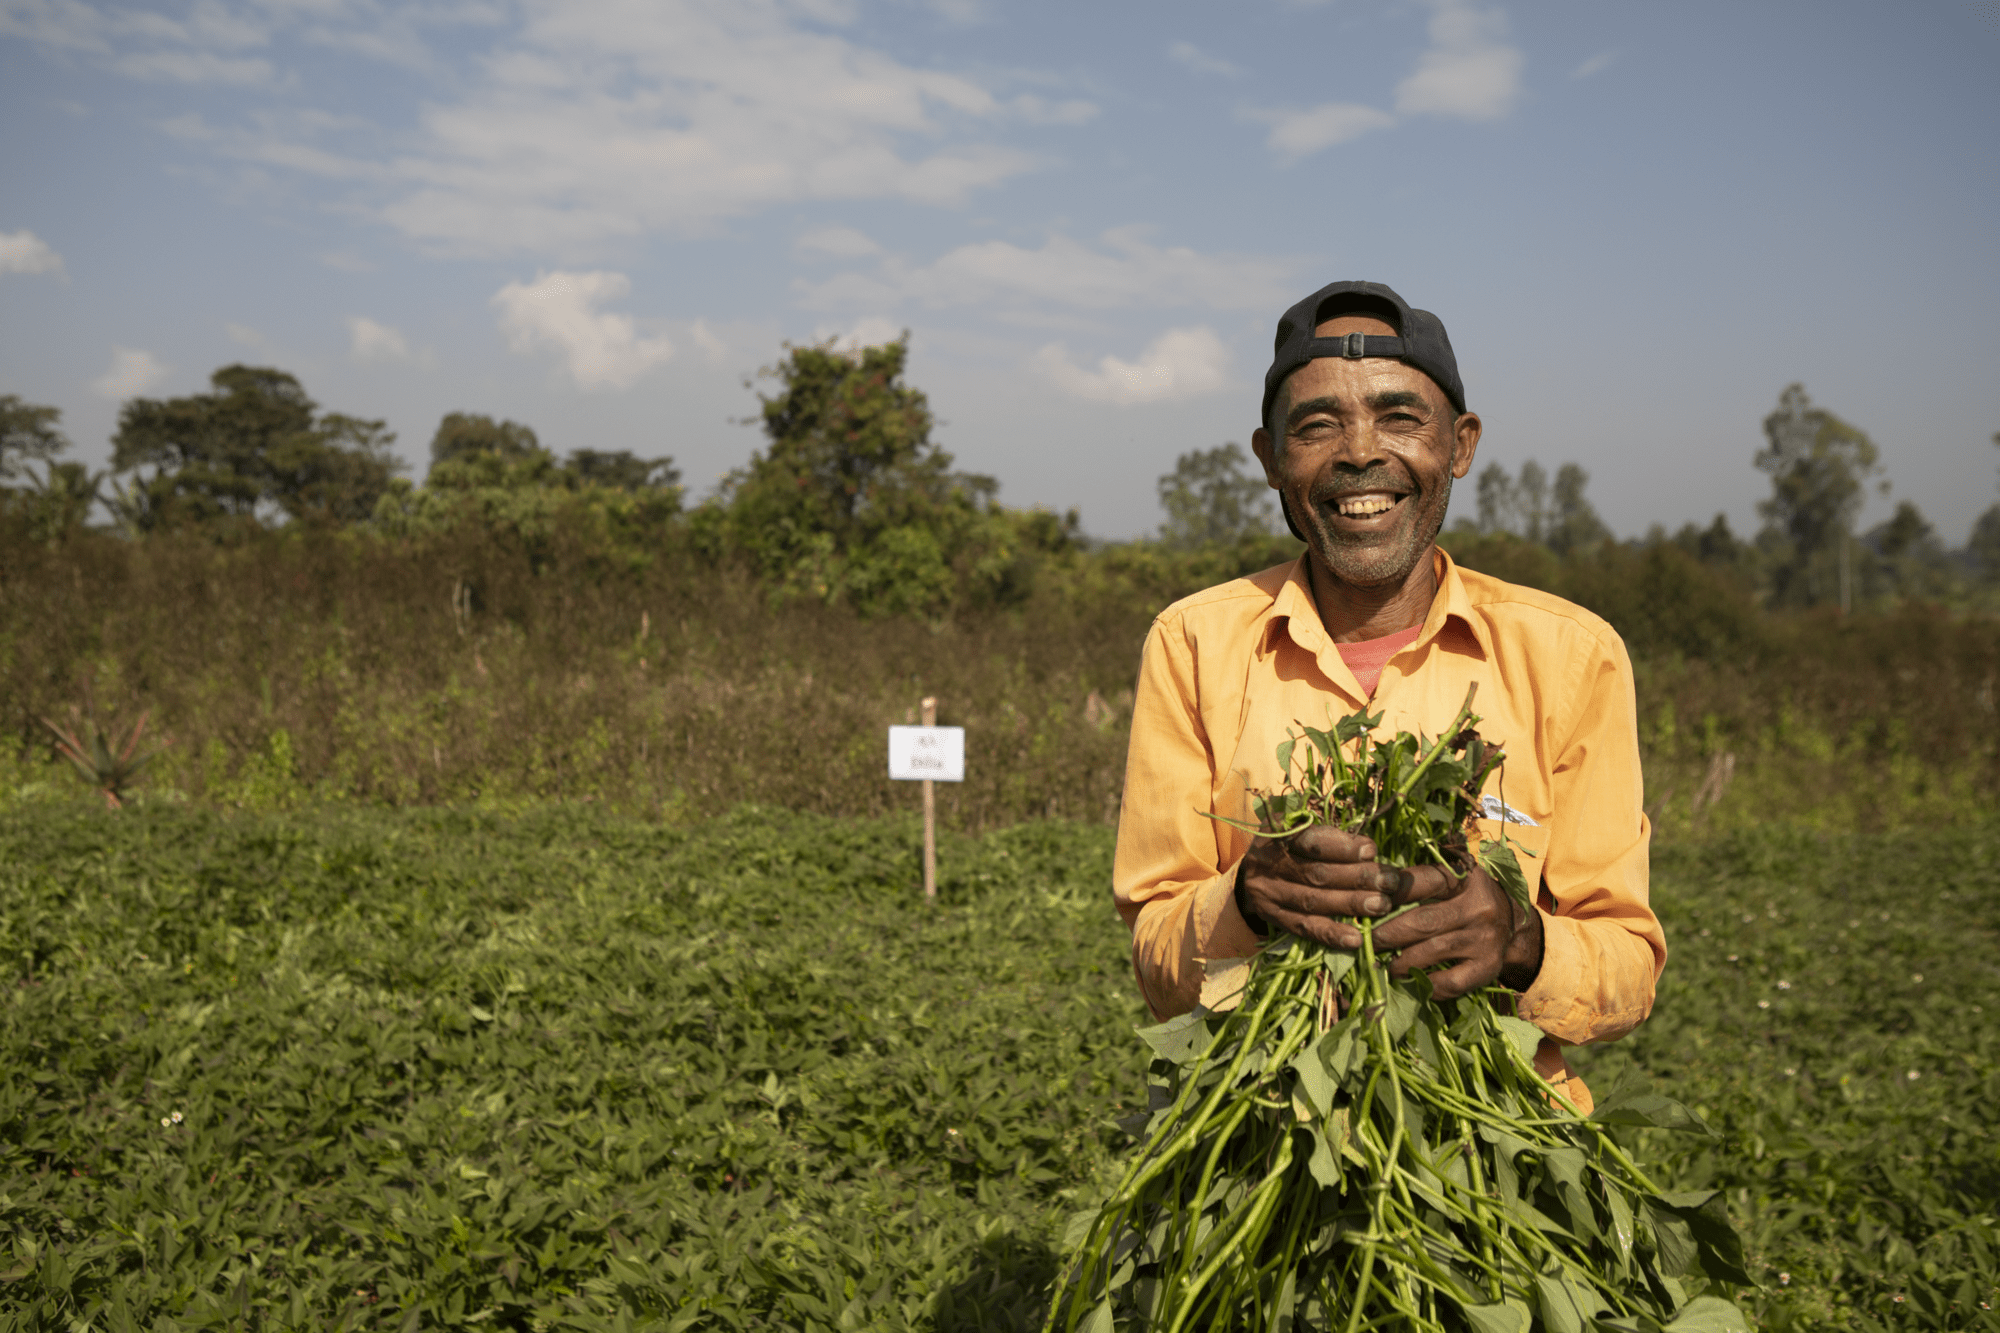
[1534,1270,1604,1333]
[1056,1208,1104,1248]
[1077,1298,1114,1333]
[1479,838,1534,913]
[1306,1123,1343,1191]
[1461,1300,1530,1333]
[1643,1199,1698,1277]
[1290,1047,1337,1121]
[1276,738,1297,776]
[1543,1148,1601,1241]
[1591,1092,1720,1137]
[1654,1191,1755,1286]
[1661,1297,1752,1332]
[1491,1015,1544,1066]
[1382,979,1424,1043]
[1601,1173,1636,1270]
[1136,1011,1213,1066]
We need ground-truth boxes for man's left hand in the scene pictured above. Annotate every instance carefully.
[1371,864,1544,999]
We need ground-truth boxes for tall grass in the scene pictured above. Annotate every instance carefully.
[6,518,1997,832]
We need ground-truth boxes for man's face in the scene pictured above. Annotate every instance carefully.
[1250,314,1480,591]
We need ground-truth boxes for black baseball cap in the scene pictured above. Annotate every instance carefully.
[1261,280,1465,428]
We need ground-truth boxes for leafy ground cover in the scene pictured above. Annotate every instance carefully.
[2,806,1996,1331]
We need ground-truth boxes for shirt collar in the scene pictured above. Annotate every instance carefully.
[1261,546,1491,662]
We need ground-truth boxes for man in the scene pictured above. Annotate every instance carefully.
[1113,280,1662,1111]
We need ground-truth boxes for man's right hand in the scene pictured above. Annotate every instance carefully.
[1235,827,1418,951]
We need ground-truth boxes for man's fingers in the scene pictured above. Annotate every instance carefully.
[1394,865,1458,905]
[1285,826,1379,864]
[1242,871,1393,929]
[1385,931,1503,997]
[1254,902,1364,951]
[1249,838,1405,896]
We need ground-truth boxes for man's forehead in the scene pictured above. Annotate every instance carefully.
[1281,355,1443,413]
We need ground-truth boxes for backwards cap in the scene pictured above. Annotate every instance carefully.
[1261,280,1465,427]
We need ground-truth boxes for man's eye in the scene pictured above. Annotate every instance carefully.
[1292,421,1335,440]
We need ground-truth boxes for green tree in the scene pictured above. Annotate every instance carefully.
[1864,499,1952,601]
[1754,383,1882,607]
[1967,433,2000,584]
[564,448,681,492]
[1472,460,1548,541]
[708,336,1005,615]
[109,365,403,529]
[0,394,69,481]
[1545,463,1610,555]
[1156,443,1274,548]
[429,413,543,468]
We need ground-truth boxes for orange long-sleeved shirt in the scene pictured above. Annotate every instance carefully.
[1112,549,1665,1111]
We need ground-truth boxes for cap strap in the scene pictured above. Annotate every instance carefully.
[1302,335,1407,361]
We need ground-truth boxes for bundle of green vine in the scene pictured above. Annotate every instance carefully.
[1050,686,1752,1333]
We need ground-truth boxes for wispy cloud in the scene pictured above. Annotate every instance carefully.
[91,347,167,399]
[1394,0,1523,121]
[492,270,674,390]
[1246,0,1523,162]
[1169,40,1240,78]
[1242,102,1396,163]
[795,226,883,260]
[1032,327,1233,407]
[0,228,66,278]
[1571,50,1617,79]
[799,227,1296,314]
[347,315,434,368]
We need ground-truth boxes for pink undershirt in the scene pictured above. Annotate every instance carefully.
[1335,624,1423,697]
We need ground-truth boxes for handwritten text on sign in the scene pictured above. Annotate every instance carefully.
[887,726,965,783]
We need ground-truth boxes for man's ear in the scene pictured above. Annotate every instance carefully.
[1250,426,1283,488]
[1449,412,1482,480]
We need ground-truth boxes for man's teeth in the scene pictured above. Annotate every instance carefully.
[1336,494,1399,517]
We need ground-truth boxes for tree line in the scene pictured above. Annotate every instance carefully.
[5,343,1997,617]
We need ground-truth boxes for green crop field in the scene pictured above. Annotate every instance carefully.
[2,805,1996,1332]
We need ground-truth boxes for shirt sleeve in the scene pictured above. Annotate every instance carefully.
[1113,616,1265,1020]
[1514,626,1666,1046]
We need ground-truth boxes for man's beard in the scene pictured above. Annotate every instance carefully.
[1298,470,1452,590]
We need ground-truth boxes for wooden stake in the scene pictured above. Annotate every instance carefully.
[921,695,937,901]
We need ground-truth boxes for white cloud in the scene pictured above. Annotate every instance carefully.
[1243,0,1523,163]
[689,318,729,364]
[1168,40,1240,78]
[799,226,1296,314]
[1007,93,1097,125]
[1243,102,1396,162]
[1032,327,1232,407]
[0,229,66,277]
[336,0,1041,253]
[1572,50,1617,79]
[796,225,882,259]
[1394,0,1523,121]
[91,347,168,399]
[813,315,905,351]
[492,270,674,390]
[347,315,430,365]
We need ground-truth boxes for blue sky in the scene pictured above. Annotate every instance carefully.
[3,0,1997,540]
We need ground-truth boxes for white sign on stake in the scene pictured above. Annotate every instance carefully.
[887,726,965,783]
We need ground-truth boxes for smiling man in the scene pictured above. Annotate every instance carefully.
[1113,280,1663,1110]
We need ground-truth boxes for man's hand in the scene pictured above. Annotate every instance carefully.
[1235,828,1544,999]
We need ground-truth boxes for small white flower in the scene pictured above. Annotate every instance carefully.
[1906,1070,1921,1081]
[1778,1272,1790,1285]
[1783,1068,1796,1077]
[1777,980,1792,990]
[1911,973,1923,983]
[1757,1000,1770,1009]
[171,1111,183,1124]
[1727,955,1739,962]
[161,1117,171,1128]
